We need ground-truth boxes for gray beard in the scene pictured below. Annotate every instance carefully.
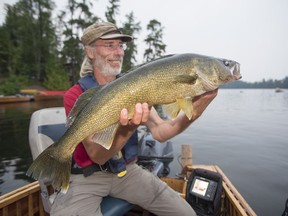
[94,56,122,77]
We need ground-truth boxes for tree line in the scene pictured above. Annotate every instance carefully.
[222,77,288,89]
[0,0,166,95]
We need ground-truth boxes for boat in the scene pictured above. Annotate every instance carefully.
[0,164,256,216]
[20,89,39,95]
[33,91,66,101]
[0,95,33,104]
[0,90,66,104]
[275,88,284,93]
[0,107,256,216]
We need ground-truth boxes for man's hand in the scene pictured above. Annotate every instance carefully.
[83,103,149,165]
[191,89,218,120]
[120,103,150,126]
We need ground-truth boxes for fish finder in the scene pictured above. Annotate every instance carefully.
[186,168,223,216]
[190,176,218,201]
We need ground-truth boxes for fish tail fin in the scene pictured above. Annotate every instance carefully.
[26,142,71,192]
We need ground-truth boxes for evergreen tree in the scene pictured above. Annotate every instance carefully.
[0,0,58,82]
[105,0,120,24]
[121,12,141,72]
[57,0,99,84]
[0,2,35,78]
[0,22,16,77]
[143,19,166,62]
[33,0,58,81]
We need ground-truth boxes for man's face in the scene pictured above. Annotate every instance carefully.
[90,39,125,76]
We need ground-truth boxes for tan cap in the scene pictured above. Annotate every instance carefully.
[81,22,133,45]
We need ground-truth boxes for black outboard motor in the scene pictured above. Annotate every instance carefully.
[137,127,174,177]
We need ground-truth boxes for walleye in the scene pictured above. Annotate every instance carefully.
[27,53,241,191]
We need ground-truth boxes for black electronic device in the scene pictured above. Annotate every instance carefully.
[186,168,223,216]
[190,176,218,201]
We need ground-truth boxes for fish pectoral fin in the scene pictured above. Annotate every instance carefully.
[92,123,119,150]
[162,102,181,119]
[67,85,103,127]
[177,98,193,120]
[174,74,198,84]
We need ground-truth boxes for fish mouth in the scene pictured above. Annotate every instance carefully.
[232,62,242,80]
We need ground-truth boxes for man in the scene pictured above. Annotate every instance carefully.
[51,21,218,216]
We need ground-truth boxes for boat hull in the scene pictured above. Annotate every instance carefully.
[0,165,256,216]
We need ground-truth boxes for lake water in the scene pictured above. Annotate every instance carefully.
[0,89,287,216]
[0,100,64,195]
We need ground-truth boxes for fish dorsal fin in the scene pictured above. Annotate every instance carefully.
[92,123,120,150]
[66,85,103,127]
[174,74,198,84]
[125,54,176,73]
[162,98,193,120]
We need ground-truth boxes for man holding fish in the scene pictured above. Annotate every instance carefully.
[40,21,237,216]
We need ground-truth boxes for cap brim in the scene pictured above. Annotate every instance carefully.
[100,33,133,42]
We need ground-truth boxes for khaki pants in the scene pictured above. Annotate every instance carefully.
[50,162,196,216]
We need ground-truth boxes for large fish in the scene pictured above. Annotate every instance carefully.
[27,53,241,191]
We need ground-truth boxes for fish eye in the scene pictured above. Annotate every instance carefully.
[223,60,230,67]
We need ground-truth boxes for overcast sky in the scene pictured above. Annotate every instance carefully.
[1,0,287,82]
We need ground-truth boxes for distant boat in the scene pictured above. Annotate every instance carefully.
[275,88,284,93]
[0,90,66,103]
[34,90,66,101]
[0,95,33,104]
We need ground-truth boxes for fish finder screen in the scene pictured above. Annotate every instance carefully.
[191,178,209,196]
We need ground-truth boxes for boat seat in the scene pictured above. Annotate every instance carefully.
[29,107,134,215]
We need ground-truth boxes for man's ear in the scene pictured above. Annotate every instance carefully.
[85,46,94,59]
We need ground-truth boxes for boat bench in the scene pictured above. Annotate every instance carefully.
[29,107,134,216]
